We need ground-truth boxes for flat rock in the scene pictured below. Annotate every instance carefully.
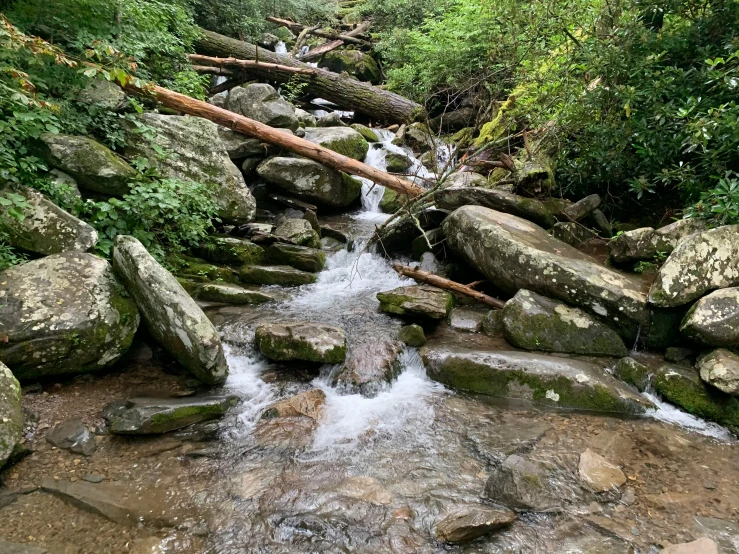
[274,219,320,248]
[435,504,515,544]
[578,448,626,493]
[443,206,650,340]
[502,290,628,357]
[421,346,653,414]
[697,349,739,395]
[225,83,298,131]
[550,222,599,246]
[449,307,485,332]
[0,361,21,468]
[196,283,275,305]
[302,127,369,160]
[680,287,739,347]
[255,321,347,363]
[661,538,718,554]
[102,395,238,434]
[436,187,556,228]
[649,225,739,307]
[113,235,228,385]
[262,389,326,421]
[46,418,96,456]
[239,265,317,286]
[265,243,326,272]
[192,236,264,266]
[0,252,139,379]
[377,285,455,320]
[609,218,705,264]
[0,542,47,554]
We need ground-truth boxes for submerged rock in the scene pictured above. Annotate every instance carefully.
[661,537,718,554]
[113,235,229,385]
[265,243,326,272]
[578,448,626,493]
[0,362,21,468]
[434,505,515,544]
[0,252,139,379]
[302,127,369,161]
[435,187,556,228]
[262,389,326,421]
[649,225,739,307]
[225,83,299,131]
[46,418,96,456]
[421,346,653,414]
[680,287,739,347]
[398,324,426,347]
[502,290,628,357]
[335,341,403,394]
[255,321,347,363]
[102,395,238,434]
[377,285,455,320]
[609,218,705,264]
[697,349,739,395]
[239,265,317,286]
[274,219,321,249]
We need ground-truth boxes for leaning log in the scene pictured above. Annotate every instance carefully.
[194,28,425,123]
[298,20,372,61]
[266,16,370,46]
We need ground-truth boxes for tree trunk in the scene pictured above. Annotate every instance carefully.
[299,21,371,62]
[266,16,370,46]
[194,28,425,124]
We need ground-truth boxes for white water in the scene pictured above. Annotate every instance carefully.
[644,391,732,441]
[274,41,287,55]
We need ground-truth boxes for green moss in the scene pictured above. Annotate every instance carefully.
[385,152,413,174]
[239,265,317,286]
[474,87,527,148]
[350,124,380,143]
[398,324,426,347]
[193,236,265,266]
[265,243,326,272]
[257,333,347,364]
[614,357,651,391]
[168,254,238,283]
[379,188,408,214]
[340,173,364,205]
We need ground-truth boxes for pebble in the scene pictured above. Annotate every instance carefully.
[703,480,717,490]
[83,474,104,483]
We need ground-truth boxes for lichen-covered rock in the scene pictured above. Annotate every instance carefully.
[697,349,739,395]
[613,357,651,391]
[561,194,601,222]
[318,50,382,84]
[377,285,455,320]
[38,133,137,196]
[435,187,556,228]
[550,222,599,247]
[123,114,256,224]
[502,290,628,357]
[350,124,379,142]
[265,243,325,272]
[302,127,369,161]
[255,322,347,363]
[239,265,317,286]
[77,78,127,111]
[192,236,264,267]
[196,283,275,305]
[225,84,299,131]
[257,157,362,208]
[216,127,266,159]
[421,346,653,414]
[274,219,321,249]
[435,505,515,544]
[0,253,139,379]
[261,389,326,421]
[385,151,414,173]
[112,235,228,385]
[443,206,650,340]
[398,324,426,347]
[649,225,739,307]
[609,219,705,264]
[0,361,21,468]
[0,186,97,255]
[680,287,739,347]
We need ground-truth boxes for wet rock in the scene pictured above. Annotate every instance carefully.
[436,187,556,228]
[0,185,97,255]
[46,418,96,456]
[680,287,739,347]
[316,111,347,127]
[501,290,629,357]
[419,251,444,275]
[0,542,47,554]
[320,225,349,244]
[385,151,414,173]
[274,218,321,249]
[239,265,317,286]
[697,349,739,395]
[124,114,256,224]
[216,127,266,159]
[661,537,718,554]
[379,188,408,213]
[561,194,601,222]
[443,206,650,340]
[377,285,455,320]
[296,108,317,128]
[0,252,139,379]
[78,77,127,110]
[482,310,504,337]
[613,357,651,391]
[398,324,426,347]
[335,341,403,393]
[225,83,299,130]
[302,127,369,161]
[434,504,515,544]
[336,476,392,505]
[550,222,599,247]
[590,209,613,238]
[304,208,320,233]
[555,533,632,554]
[255,322,347,363]
[196,283,276,305]
[578,448,626,493]
[350,123,379,143]
[609,219,705,264]
[192,236,264,266]
[257,157,363,208]
[449,307,485,333]
[411,229,444,260]
[102,395,238,434]
[0,362,21,468]
[38,133,137,196]
[397,122,436,154]
[265,243,326,272]
[318,50,382,84]
[113,235,228,385]
[665,347,695,364]
[262,389,326,421]
[649,225,739,307]
[421,346,653,414]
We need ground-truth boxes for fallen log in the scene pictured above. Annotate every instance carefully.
[192,65,235,76]
[266,16,370,46]
[195,28,425,123]
[298,20,372,62]
[392,263,505,309]
[190,54,319,76]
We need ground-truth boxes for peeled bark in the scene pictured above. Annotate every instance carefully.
[195,28,425,123]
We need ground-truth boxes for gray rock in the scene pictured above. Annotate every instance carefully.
[241,156,262,176]
[38,133,137,196]
[196,283,275,305]
[102,395,238,434]
[335,341,403,394]
[398,324,426,347]
[318,50,382,84]
[649,225,739,307]
[208,91,227,108]
[550,222,599,246]
[316,111,347,127]
[46,418,96,456]
[590,208,613,238]
[609,218,706,264]
[445,171,489,188]
[698,349,739,395]
[377,285,455,320]
[78,78,127,110]
[124,114,256,224]
[385,151,414,174]
[680,287,739,347]
[435,504,515,544]
[255,321,347,363]
[502,290,629,357]
[192,236,264,266]
[49,169,81,199]
[239,265,317,286]
[82,474,104,483]
[0,185,97,255]
[421,346,653,414]
[350,123,379,142]
[665,346,695,364]
[295,108,317,128]
[0,253,139,379]
[482,310,504,336]
[443,206,650,340]
[257,157,362,208]
[274,218,321,248]
[561,194,601,222]
[225,84,298,131]
[302,127,369,161]
[0,542,47,554]
[265,243,326,272]
[112,235,228,385]
[216,127,266,159]
[436,187,556,228]
[449,307,485,333]
[419,251,444,274]
[320,225,349,244]
[0,362,21,468]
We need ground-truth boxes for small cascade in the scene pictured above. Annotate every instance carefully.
[274,41,287,54]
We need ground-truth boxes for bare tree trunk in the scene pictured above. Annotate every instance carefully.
[298,20,372,61]
[266,16,370,46]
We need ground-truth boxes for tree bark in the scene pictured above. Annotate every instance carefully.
[266,17,370,46]
[298,20,372,61]
[194,28,425,123]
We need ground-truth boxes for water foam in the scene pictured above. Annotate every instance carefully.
[644,391,732,441]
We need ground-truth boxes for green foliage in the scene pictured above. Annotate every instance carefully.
[685,170,739,226]
[0,192,31,271]
[280,76,308,104]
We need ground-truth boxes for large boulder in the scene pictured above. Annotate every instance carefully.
[680,287,739,347]
[124,114,256,224]
[442,206,650,340]
[421,346,652,414]
[436,188,556,229]
[0,186,97,255]
[649,225,739,307]
[609,219,705,264]
[274,219,320,248]
[0,253,139,379]
[697,349,739,395]
[112,235,229,385]
[318,50,382,84]
[377,285,455,320]
[502,290,629,357]
[216,127,266,159]
[225,83,299,131]
[0,361,21,468]
[265,243,326,272]
[255,322,347,363]
[38,133,137,196]
[78,78,127,111]
[257,157,363,208]
[302,127,369,161]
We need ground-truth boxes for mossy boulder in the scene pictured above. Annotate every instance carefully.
[113,235,229,385]
[609,219,705,264]
[274,219,321,249]
[239,265,317,286]
[318,50,382,84]
[398,324,426,347]
[613,357,651,391]
[377,285,455,320]
[170,255,239,284]
[296,108,317,128]
[385,152,414,173]
[255,321,347,363]
[302,127,369,161]
[0,252,139,380]
[192,236,264,267]
[680,287,739,347]
[265,243,326,272]
[350,124,380,143]
[196,283,276,305]
[697,349,739,396]
[435,187,556,228]
[379,188,409,214]
[502,290,629,357]
[0,361,22,468]
[421,346,653,414]
[225,83,298,131]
